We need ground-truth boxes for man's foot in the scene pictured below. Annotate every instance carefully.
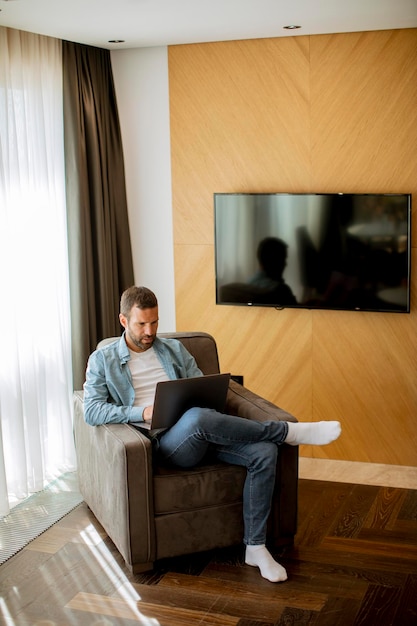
[285,421,341,446]
[245,545,288,583]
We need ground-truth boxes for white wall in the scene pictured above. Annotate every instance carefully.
[111,46,176,331]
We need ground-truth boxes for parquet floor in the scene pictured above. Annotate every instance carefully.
[0,479,416,625]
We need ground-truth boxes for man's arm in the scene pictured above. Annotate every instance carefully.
[83,350,144,426]
[179,342,203,378]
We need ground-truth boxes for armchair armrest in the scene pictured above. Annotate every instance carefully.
[226,380,298,423]
[73,391,156,570]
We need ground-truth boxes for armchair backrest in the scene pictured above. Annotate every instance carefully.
[97,331,221,376]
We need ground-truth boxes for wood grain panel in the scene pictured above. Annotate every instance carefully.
[169,29,417,467]
[308,30,417,466]
[310,30,417,196]
[156,572,327,612]
[169,37,312,245]
[66,592,240,625]
[310,249,417,466]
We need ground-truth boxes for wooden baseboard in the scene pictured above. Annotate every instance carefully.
[299,457,417,489]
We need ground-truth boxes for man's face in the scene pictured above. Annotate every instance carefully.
[120,306,159,352]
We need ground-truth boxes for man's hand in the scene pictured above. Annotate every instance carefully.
[143,405,153,423]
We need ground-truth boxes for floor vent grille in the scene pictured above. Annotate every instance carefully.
[0,472,83,565]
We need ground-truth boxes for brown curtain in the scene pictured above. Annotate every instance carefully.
[63,41,134,390]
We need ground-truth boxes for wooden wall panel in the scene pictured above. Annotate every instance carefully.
[169,29,417,467]
[169,37,312,246]
[308,30,417,465]
[310,30,417,198]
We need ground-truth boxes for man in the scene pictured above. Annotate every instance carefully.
[84,286,341,583]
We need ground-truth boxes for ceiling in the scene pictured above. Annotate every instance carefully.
[0,0,416,50]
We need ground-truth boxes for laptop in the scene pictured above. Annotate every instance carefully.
[137,373,231,432]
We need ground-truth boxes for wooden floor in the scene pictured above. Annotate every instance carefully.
[1,479,416,626]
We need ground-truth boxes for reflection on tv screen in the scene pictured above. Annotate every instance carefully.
[214,193,411,313]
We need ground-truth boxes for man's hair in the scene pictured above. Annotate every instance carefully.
[120,286,158,317]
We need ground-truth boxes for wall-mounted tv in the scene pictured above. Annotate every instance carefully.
[214,193,412,313]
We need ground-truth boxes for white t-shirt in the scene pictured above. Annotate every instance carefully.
[127,347,169,408]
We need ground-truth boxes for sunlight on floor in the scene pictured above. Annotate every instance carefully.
[64,524,161,625]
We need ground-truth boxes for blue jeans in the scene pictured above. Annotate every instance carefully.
[157,408,289,545]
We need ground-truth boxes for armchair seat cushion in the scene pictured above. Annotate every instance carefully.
[153,462,246,515]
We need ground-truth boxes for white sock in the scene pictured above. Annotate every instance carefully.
[285,420,341,446]
[245,545,288,583]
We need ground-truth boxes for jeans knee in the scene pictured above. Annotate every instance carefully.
[180,407,211,431]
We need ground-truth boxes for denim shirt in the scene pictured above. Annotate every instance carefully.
[83,333,202,426]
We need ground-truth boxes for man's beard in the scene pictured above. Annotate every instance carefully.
[129,332,154,351]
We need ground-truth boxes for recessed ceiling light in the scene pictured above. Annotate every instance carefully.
[283,25,302,30]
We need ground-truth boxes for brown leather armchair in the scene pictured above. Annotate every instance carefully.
[73,331,298,573]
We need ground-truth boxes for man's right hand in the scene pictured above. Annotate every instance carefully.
[143,405,153,423]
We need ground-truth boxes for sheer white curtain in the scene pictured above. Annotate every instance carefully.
[0,27,76,517]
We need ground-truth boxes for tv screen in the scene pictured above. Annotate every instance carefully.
[214,193,411,313]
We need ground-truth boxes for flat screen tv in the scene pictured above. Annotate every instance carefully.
[214,193,411,313]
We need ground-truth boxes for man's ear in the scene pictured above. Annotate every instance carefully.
[119,313,128,330]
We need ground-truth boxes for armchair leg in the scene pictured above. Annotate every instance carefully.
[128,561,154,574]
